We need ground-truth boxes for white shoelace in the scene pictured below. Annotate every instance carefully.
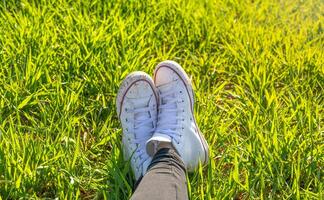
[155,89,183,144]
[126,98,155,169]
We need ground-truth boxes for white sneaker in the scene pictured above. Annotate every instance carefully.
[116,72,158,180]
[146,60,209,171]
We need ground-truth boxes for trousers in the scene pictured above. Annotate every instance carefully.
[130,148,189,200]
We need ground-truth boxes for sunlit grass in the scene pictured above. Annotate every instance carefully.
[0,0,323,199]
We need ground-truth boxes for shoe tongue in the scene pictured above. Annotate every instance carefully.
[135,110,149,121]
[157,82,174,93]
[158,83,177,108]
[131,97,150,118]
[162,97,176,108]
[131,96,153,133]
[132,96,150,108]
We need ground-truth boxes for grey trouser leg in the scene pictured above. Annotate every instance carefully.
[130,148,189,200]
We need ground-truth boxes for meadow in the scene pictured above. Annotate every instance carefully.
[0,0,323,199]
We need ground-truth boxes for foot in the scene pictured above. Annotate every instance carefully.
[116,72,159,180]
[146,60,209,171]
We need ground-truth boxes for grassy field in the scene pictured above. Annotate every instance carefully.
[0,0,323,199]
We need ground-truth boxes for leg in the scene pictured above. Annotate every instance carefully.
[131,146,188,200]
[116,61,209,200]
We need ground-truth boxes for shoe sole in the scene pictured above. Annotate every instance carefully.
[153,60,209,165]
[116,71,159,119]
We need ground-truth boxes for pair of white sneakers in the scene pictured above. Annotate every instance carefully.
[116,60,209,180]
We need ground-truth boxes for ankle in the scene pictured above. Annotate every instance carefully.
[156,141,173,152]
[155,141,182,158]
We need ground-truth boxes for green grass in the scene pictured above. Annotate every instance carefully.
[0,0,323,199]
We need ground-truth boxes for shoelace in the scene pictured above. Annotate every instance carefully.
[126,100,156,170]
[155,89,183,144]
